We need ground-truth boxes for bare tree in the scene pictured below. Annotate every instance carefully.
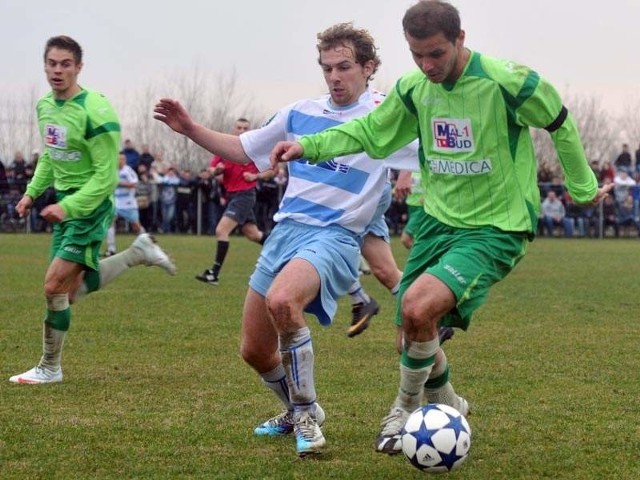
[0,86,40,163]
[112,66,268,172]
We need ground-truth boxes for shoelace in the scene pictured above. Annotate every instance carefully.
[296,415,320,440]
[379,407,408,436]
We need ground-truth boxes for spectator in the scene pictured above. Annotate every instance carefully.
[135,165,154,232]
[122,139,140,171]
[564,194,591,238]
[0,159,8,194]
[196,168,223,235]
[10,151,29,194]
[138,144,155,173]
[613,169,636,205]
[176,169,197,233]
[616,192,640,236]
[598,194,620,237]
[540,190,571,237]
[159,166,180,233]
[614,143,632,174]
[599,161,615,184]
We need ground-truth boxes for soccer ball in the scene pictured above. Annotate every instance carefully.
[401,403,471,473]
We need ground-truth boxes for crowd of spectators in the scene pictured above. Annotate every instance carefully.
[3,140,640,239]
[536,142,640,238]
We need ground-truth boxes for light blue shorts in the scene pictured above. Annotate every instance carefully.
[115,207,140,223]
[249,219,361,325]
[363,182,391,242]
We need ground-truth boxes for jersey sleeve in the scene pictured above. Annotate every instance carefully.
[299,77,420,163]
[25,151,54,200]
[240,108,289,172]
[59,94,121,219]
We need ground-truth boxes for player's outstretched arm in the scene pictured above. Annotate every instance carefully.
[153,98,195,135]
[154,98,250,164]
[270,141,303,169]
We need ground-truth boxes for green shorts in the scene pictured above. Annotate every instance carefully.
[50,190,114,271]
[395,213,529,330]
[403,204,426,238]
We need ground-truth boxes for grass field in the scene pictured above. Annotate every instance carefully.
[1,233,639,479]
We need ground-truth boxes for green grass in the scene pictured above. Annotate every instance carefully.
[1,233,639,479]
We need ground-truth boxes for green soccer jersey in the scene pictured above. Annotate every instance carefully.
[300,51,598,234]
[405,171,424,207]
[26,87,121,219]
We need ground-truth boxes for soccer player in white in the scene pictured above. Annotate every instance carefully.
[104,152,145,256]
[154,23,464,457]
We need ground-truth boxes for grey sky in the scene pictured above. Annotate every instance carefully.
[3,0,639,121]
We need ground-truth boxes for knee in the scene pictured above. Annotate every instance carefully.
[401,294,437,330]
[265,290,292,323]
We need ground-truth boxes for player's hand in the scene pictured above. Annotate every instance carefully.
[15,195,33,218]
[270,141,303,169]
[243,172,258,182]
[394,170,413,201]
[582,183,614,207]
[40,204,66,223]
[153,98,195,135]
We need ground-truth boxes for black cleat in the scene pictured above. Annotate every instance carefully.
[347,297,380,337]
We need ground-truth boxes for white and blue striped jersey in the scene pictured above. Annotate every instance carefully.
[114,164,138,210]
[240,89,417,234]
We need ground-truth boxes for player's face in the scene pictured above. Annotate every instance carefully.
[45,47,82,99]
[405,31,467,84]
[320,44,372,107]
[233,121,250,135]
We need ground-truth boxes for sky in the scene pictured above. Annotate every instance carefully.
[2,0,640,126]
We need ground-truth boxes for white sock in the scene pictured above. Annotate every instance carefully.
[260,363,292,411]
[396,338,440,412]
[106,224,116,252]
[279,327,316,413]
[348,280,371,305]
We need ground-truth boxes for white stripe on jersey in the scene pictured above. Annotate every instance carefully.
[240,89,417,234]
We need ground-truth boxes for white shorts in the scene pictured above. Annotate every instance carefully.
[249,219,360,325]
[115,207,140,223]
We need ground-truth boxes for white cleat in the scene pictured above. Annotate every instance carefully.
[131,233,177,275]
[375,405,409,454]
[9,366,63,384]
[295,410,326,457]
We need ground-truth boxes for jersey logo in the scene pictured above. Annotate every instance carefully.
[45,123,67,149]
[428,158,492,176]
[431,118,474,152]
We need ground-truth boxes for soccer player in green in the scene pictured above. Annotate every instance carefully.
[10,35,176,385]
[270,0,613,454]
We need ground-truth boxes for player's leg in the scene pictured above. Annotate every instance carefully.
[105,221,117,256]
[73,233,176,303]
[267,258,326,456]
[424,348,469,415]
[240,287,304,436]
[195,214,237,285]
[241,222,268,244]
[10,257,83,384]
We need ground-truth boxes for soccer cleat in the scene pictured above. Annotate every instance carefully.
[131,233,176,275]
[255,403,325,436]
[295,411,326,457]
[195,269,219,286]
[375,405,410,454]
[438,326,455,344]
[9,366,63,384]
[454,396,471,417]
[347,296,380,338]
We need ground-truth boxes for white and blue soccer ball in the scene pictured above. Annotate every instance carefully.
[401,403,471,473]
